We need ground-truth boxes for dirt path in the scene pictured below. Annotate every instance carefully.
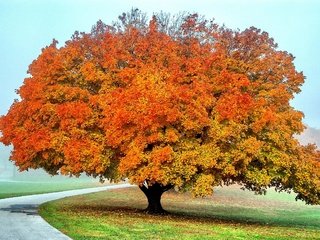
[0,183,131,240]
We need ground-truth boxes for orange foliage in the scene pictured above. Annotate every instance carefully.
[0,10,319,204]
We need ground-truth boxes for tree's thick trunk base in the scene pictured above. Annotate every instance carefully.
[143,203,169,215]
[139,181,172,215]
[142,207,169,215]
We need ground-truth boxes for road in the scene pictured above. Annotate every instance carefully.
[0,183,132,240]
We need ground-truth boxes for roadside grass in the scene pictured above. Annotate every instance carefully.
[39,186,320,240]
[0,179,107,199]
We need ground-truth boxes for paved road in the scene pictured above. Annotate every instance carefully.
[0,183,132,240]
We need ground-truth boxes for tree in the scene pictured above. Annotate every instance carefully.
[0,9,319,214]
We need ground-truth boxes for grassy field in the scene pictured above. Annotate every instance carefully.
[39,185,320,240]
[0,179,107,199]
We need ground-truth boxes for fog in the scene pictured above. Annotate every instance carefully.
[0,144,96,182]
[295,126,320,148]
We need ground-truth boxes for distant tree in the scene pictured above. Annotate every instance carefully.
[1,9,319,214]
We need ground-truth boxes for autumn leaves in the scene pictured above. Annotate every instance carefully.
[0,10,319,204]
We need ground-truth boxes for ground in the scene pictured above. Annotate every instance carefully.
[0,179,107,199]
[39,185,320,240]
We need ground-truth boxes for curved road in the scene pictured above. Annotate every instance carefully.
[0,183,131,240]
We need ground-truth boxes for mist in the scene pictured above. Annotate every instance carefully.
[295,126,320,148]
[0,143,97,183]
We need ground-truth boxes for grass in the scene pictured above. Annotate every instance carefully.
[39,185,320,240]
[0,179,107,199]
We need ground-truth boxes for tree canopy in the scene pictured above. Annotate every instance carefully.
[1,9,319,212]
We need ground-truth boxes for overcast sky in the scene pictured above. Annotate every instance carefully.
[1,0,319,128]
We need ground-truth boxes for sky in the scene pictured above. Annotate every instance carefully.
[0,0,319,129]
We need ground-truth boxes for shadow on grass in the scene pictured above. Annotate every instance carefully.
[63,203,320,230]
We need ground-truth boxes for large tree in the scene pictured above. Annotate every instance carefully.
[1,9,319,213]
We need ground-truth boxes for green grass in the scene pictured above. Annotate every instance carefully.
[39,185,320,240]
[0,179,107,199]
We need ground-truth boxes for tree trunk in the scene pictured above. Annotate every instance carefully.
[139,181,172,214]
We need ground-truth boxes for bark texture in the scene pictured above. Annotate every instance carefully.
[139,182,173,214]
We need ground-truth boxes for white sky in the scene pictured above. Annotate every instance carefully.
[1,0,319,128]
